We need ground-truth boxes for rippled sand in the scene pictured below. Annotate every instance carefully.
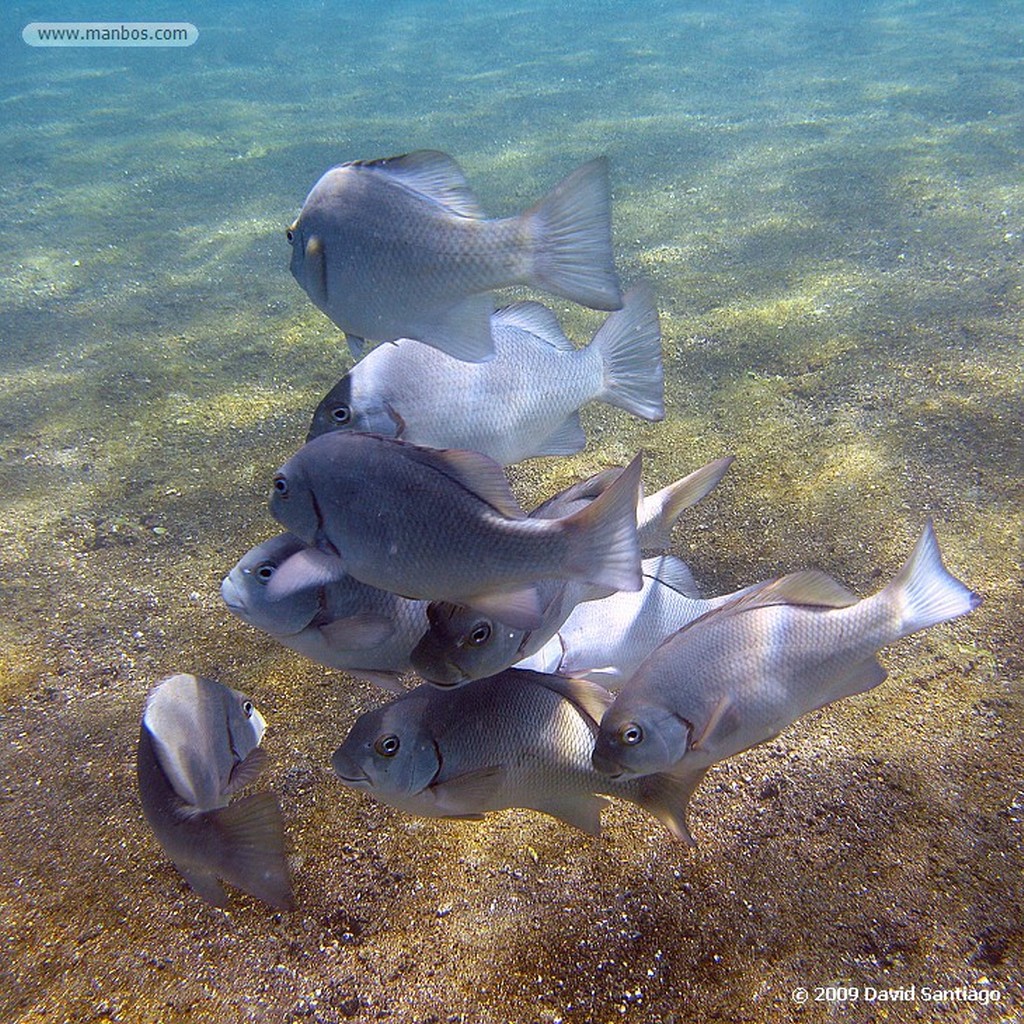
[1,2,1021,1021]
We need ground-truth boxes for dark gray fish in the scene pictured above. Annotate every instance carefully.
[331,668,694,840]
[592,520,981,844]
[220,532,427,692]
[136,673,292,909]
[306,285,663,466]
[268,434,643,631]
[287,150,622,361]
[410,457,734,685]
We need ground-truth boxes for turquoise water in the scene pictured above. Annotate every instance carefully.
[1,2,1021,1021]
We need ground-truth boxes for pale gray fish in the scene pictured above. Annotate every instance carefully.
[220,533,428,692]
[410,457,733,686]
[306,284,664,466]
[592,520,981,845]
[136,673,292,909]
[516,554,754,685]
[268,434,642,631]
[287,150,622,362]
[331,668,695,840]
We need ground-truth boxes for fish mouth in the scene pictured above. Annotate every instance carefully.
[590,749,628,778]
[219,576,247,614]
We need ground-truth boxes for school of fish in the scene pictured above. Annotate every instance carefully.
[137,149,981,909]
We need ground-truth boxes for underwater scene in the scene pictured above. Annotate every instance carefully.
[2,0,1021,1021]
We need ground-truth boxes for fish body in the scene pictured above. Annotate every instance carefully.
[516,554,748,684]
[220,533,428,691]
[410,458,733,685]
[592,521,981,843]
[268,434,642,630]
[288,151,622,362]
[136,673,291,909]
[307,285,663,466]
[331,668,695,840]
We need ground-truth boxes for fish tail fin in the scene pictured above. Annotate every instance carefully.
[210,792,294,910]
[562,453,642,592]
[524,157,623,311]
[592,282,665,421]
[632,765,709,846]
[637,455,735,550]
[885,518,981,636]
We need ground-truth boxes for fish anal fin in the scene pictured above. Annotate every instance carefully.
[415,292,496,363]
[176,864,230,907]
[430,765,506,815]
[534,412,586,457]
[533,794,608,836]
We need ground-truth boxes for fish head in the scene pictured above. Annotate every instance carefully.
[143,674,267,810]
[411,602,526,685]
[307,373,400,442]
[269,447,321,543]
[332,694,439,800]
[591,698,690,778]
[221,533,322,634]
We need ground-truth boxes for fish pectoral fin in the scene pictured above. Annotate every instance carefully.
[690,697,738,752]
[305,235,328,306]
[347,669,408,694]
[175,864,230,907]
[429,765,505,815]
[226,746,268,795]
[265,549,349,601]
[465,586,543,631]
[345,333,366,359]
[533,794,608,836]
[318,612,397,650]
[416,292,496,362]
[534,412,587,457]
[634,764,710,847]
[209,792,293,911]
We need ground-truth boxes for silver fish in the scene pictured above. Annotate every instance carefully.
[410,457,733,685]
[136,673,292,909]
[592,520,981,844]
[306,285,663,466]
[516,554,750,684]
[268,435,643,631]
[220,533,428,692]
[287,150,622,362]
[331,668,694,839]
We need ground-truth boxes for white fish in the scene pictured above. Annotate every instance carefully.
[220,533,427,692]
[592,520,981,844]
[331,668,695,840]
[136,673,292,909]
[516,554,751,684]
[307,285,663,466]
[288,150,622,361]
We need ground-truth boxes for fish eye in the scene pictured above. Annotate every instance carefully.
[331,404,352,425]
[273,474,289,496]
[254,561,276,583]
[285,226,295,245]
[374,734,400,757]
[620,723,644,746]
[467,621,492,646]
[243,701,255,718]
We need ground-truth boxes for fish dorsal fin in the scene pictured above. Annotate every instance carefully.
[226,746,268,795]
[641,554,701,599]
[397,443,525,519]
[352,150,484,218]
[494,302,574,350]
[318,612,397,650]
[529,467,621,520]
[638,455,734,549]
[430,765,505,815]
[512,669,614,724]
[740,569,860,610]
